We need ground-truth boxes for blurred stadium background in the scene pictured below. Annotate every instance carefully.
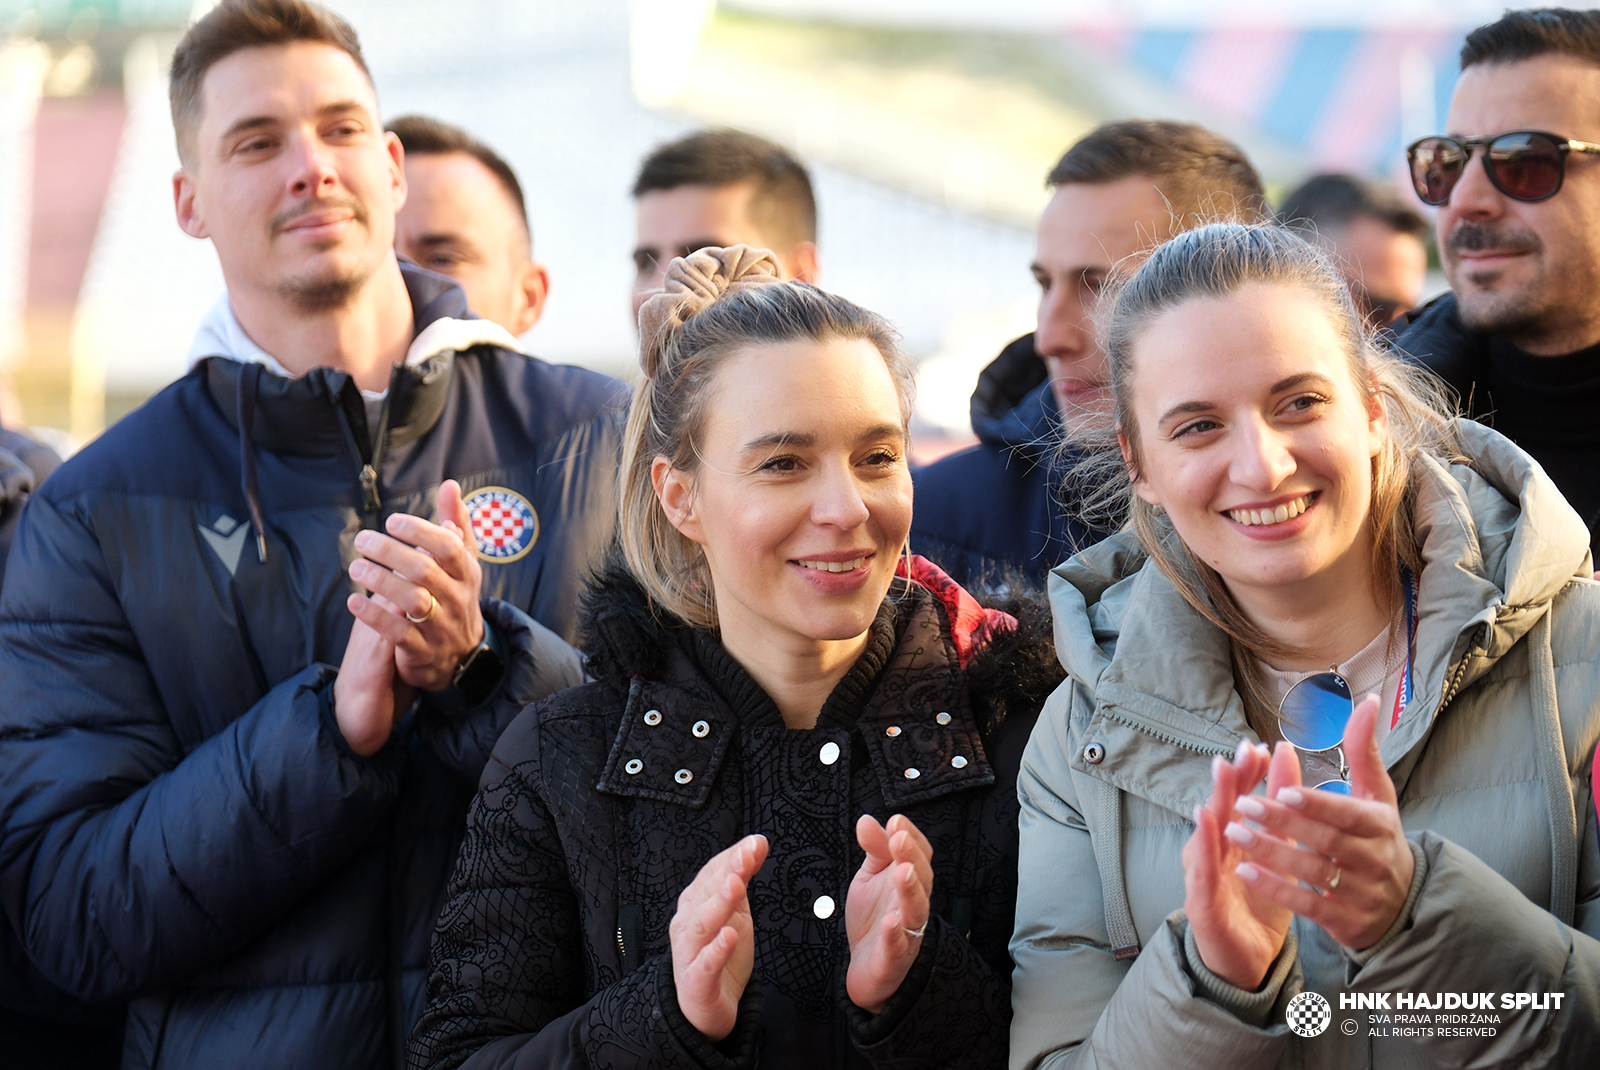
[0,0,1507,459]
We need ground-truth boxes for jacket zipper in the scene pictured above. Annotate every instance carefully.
[1100,705,1236,756]
[1104,621,1483,758]
[1431,623,1483,717]
[333,384,392,526]
[359,463,381,516]
[615,903,643,973]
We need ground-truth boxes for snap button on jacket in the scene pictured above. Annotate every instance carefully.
[410,563,1062,1070]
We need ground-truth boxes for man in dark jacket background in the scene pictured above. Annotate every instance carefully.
[0,2,626,1068]
[1277,172,1431,330]
[629,128,819,321]
[389,114,550,339]
[910,121,1266,590]
[0,425,114,1069]
[1396,8,1600,553]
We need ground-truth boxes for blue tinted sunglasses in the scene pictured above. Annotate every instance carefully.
[1278,672,1356,795]
[1276,569,1416,795]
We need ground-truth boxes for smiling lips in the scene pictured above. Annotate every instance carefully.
[271,197,365,238]
[1226,493,1314,528]
[284,210,353,234]
[796,556,868,573]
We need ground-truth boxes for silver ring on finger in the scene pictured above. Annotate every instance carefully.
[1312,860,1342,895]
[902,921,927,939]
[406,590,437,624]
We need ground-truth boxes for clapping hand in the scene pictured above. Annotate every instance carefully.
[670,835,767,1041]
[1226,695,1416,951]
[332,617,414,756]
[345,479,486,692]
[846,814,933,1014]
[1183,737,1295,989]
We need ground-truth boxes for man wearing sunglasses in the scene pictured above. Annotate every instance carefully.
[1397,8,1600,553]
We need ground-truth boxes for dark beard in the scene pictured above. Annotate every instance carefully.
[276,264,371,313]
[1454,277,1547,339]
[1445,220,1549,337]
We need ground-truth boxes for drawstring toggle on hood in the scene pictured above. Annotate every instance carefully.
[236,362,269,564]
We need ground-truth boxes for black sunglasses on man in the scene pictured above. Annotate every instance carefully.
[1406,130,1600,206]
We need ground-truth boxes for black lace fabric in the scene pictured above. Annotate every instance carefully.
[408,572,1045,1070]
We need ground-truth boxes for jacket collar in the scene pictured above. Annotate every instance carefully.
[197,263,520,457]
[970,333,1064,458]
[1049,419,1592,813]
[1394,293,1491,418]
[594,579,997,810]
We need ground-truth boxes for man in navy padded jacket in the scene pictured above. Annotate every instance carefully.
[0,2,627,1068]
[910,121,1267,592]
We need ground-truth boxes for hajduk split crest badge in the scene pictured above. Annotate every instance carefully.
[1285,991,1332,1038]
[464,486,539,563]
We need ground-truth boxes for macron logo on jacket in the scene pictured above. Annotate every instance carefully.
[199,515,250,576]
[0,263,631,1070]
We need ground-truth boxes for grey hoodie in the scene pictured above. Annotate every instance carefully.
[1011,421,1600,1069]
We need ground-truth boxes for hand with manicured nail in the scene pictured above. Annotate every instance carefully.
[670,835,768,1041]
[344,478,486,692]
[1181,737,1295,990]
[1225,694,1415,951]
[846,814,934,1013]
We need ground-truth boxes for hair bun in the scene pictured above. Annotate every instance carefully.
[637,245,783,376]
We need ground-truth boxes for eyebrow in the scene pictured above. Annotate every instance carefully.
[219,114,276,141]
[218,99,368,142]
[317,99,369,122]
[1029,260,1108,278]
[1155,373,1335,427]
[636,238,726,262]
[741,431,813,454]
[738,424,905,454]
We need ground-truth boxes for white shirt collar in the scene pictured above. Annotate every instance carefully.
[185,295,525,399]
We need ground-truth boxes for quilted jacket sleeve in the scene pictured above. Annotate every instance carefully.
[408,707,760,1070]
[0,492,407,1002]
[417,597,585,783]
[1344,830,1600,1067]
[1009,683,1300,1070]
[845,914,1011,1068]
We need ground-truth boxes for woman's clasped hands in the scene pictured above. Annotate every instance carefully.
[670,814,935,1040]
[1183,694,1417,991]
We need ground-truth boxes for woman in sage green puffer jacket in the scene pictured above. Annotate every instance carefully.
[1010,225,1600,1070]
[1013,426,1600,1069]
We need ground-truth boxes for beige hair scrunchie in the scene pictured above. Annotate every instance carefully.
[636,244,783,377]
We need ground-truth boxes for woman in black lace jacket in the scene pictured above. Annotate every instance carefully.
[408,247,1062,1070]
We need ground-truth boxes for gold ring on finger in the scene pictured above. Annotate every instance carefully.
[406,591,437,624]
